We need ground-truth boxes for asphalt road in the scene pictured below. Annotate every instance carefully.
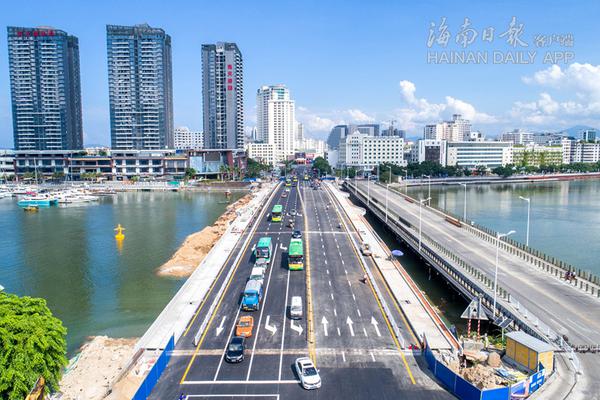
[353,179,600,397]
[149,171,453,399]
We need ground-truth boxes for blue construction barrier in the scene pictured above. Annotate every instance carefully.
[132,335,175,400]
[423,338,546,400]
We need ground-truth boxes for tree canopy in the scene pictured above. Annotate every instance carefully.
[245,158,271,178]
[0,292,68,399]
[312,157,332,176]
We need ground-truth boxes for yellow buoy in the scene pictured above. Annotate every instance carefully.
[114,224,125,240]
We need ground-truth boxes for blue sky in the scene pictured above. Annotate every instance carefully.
[1,0,600,147]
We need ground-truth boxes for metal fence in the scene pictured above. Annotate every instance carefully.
[132,335,175,400]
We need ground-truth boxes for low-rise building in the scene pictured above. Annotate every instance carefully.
[417,139,447,165]
[0,150,15,178]
[513,144,563,167]
[174,127,204,150]
[246,142,275,166]
[446,141,513,169]
[562,138,600,164]
[339,132,405,171]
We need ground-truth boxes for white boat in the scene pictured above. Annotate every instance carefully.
[17,193,58,207]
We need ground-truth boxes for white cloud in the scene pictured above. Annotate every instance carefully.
[345,109,375,123]
[295,107,376,137]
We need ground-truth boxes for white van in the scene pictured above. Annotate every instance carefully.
[249,267,265,284]
[289,296,303,319]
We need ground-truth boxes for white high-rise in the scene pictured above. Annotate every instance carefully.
[424,114,471,142]
[256,85,296,161]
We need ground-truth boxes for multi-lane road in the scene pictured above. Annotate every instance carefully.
[149,171,452,399]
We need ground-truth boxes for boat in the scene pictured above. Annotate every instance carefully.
[23,205,39,212]
[17,193,58,207]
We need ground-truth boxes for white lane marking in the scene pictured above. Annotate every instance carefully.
[324,259,328,265]
[279,268,291,377]
[337,327,341,336]
[363,327,368,337]
[328,280,331,287]
[346,316,355,336]
[326,269,329,275]
[344,269,348,274]
[348,280,352,287]
[370,351,376,362]
[352,293,356,301]
[183,380,299,385]
[357,309,361,317]
[322,316,329,336]
[371,316,381,337]
[216,316,227,336]
[330,293,334,300]
[265,315,277,336]
[333,308,337,316]
[290,319,303,335]
[342,351,346,362]
[213,304,243,380]
[246,244,279,381]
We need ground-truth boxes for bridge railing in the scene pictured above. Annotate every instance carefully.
[346,181,582,374]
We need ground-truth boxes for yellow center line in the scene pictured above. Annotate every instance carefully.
[325,183,416,385]
[179,182,281,384]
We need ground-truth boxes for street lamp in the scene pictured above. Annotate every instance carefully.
[493,230,516,315]
[385,165,392,223]
[367,173,371,206]
[519,196,531,247]
[418,197,431,252]
[459,183,467,221]
[423,175,431,203]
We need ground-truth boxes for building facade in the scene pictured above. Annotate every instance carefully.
[246,142,275,166]
[0,150,15,178]
[424,114,471,142]
[7,26,83,150]
[107,24,174,150]
[562,139,600,164]
[446,141,512,169]
[339,132,405,170]
[202,42,244,150]
[513,144,563,167]
[501,129,534,145]
[256,85,296,161]
[417,139,447,165]
[174,126,203,150]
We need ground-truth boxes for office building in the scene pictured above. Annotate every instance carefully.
[382,127,406,138]
[446,141,512,169]
[202,42,244,150]
[424,114,471,142]
[256,85,296,161]
[338,132,405,170]
[107,24,174,150]
[562,139,600,164]
[296,122,304,142]
[417,139,447,165]
[246,142,275,166]
[7,26,83,150]
[174,127,203,150]
[501,129,535,145]
[327,124,381,150]
[581,129,597,142]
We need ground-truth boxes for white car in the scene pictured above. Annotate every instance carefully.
[294,357,321,390]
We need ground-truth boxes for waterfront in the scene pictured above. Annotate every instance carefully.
[0,190,242,354]
[406,178,600,276]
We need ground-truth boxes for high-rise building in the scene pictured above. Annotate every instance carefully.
[174,126,203,150]
[256,85,296,161]
[338,131,405,170]
[7,26,83,150]
[202,42,244,150]
[106,24,174,150]
[501,129,534,145]
[424,114,471,142]
[327,124,381,150]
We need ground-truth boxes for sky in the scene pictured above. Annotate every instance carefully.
[1,0,600,147]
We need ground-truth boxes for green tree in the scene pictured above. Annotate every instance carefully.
[312,157,332,176]
[0,292,67,399]
[492,165,515,178]
[184,167,197,180]
[51,171,65,181]
[245,158,271,178]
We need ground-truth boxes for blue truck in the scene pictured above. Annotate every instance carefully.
[242,279,263,311]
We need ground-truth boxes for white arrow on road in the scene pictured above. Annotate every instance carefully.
[321,316,329,337]
[346,316,355,337]
[371,316,381,337]
[265,315,277,336]
[216,316,227,336]
[291,319,303,335]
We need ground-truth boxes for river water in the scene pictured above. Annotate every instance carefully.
[406,179,600,277]
[0,190,242,354]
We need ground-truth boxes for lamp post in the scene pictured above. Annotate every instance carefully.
[385,166,392,223]
[423,174,431,203]
[460,183,467,221]
[367,174,371,206]
[493,230,516,315]
[519,196,531,247]
[418,197,431,252]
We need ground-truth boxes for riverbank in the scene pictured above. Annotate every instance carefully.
[402,171,600,187]
[156,191,253,277]
[57,336,138,400]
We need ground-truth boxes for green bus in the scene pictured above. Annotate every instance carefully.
[255,237,273,262]
[288,238,304,270]
[271,204,283,222]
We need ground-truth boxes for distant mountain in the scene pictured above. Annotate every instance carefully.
[559,125,598,137]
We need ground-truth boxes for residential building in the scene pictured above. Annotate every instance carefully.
[256,85,296,161]
[446,141,513,169]
[501,129,535,145]
[581,129,597,142]
[513,144,563,167]
[404,141,419,164]
[417,139,447,165]
[202,42,244,150]
[339,132,405,171]
[562,139,600,164]
[107,24,174,150]
[174,127,203,150]
[7,26,83,150]
[246,142,275,166]
[296,122,304,142]
[424,114,471,142]
[0,150,15,178]
[532,132,564,146]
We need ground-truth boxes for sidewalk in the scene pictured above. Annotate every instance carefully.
[327,182,456,351]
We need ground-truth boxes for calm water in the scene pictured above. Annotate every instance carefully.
[407,179,600,276]
[0,190,242,354]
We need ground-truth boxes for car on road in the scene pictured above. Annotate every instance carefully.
[294,357,321,389]
[289,296,303,319]
[255,257,268,272]
[249,266,265,285]
[235,316,254,337]
[289,209,297,216]
[225,336,245,363]
[360,242,372,256]
[292,230,302,239]
[282,192,288,198]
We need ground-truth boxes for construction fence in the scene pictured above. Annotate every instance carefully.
[132,335,175,400]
